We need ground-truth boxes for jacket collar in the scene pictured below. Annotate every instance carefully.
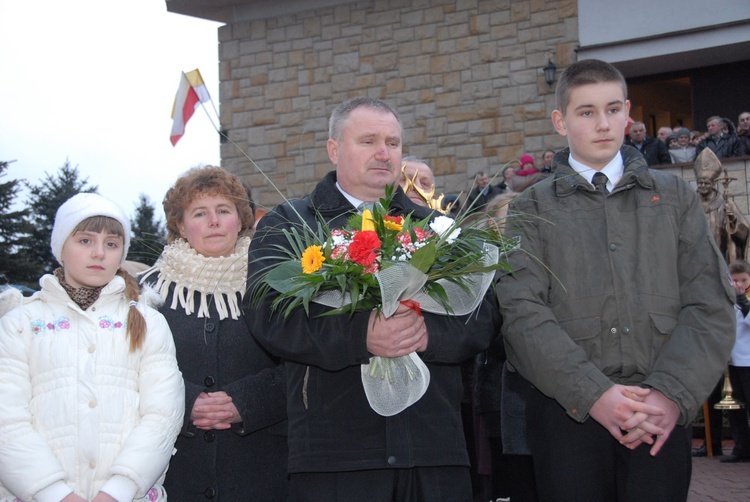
[627,135,655,148]
[308,171,430,218]
[38,274,126,311]
[552,145,654,197]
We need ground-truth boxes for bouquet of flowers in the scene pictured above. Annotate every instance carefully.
[254,186,517,416]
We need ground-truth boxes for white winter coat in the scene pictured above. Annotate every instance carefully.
[0,275,185,502]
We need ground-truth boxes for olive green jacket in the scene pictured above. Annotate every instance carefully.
[497,146,735,425]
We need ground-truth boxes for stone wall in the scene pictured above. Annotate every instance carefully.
[218,0,579,210]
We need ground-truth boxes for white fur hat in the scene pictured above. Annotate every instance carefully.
[50,193,131,266]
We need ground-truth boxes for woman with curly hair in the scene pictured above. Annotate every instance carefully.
[141,166,288,501]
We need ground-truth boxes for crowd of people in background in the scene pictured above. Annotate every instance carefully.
[466,110,750,215]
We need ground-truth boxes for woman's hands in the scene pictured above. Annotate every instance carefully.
[191,391,241,430]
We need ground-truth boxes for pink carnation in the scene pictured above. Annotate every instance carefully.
[363,263,380,274]
[331,245,348,260]
[413,227,429,241]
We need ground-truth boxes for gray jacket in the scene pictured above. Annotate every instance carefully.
[497,146,735,425]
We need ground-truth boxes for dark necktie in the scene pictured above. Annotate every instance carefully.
[592,172,609,196]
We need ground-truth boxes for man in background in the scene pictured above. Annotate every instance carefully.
[697,116,746,159]
[657,126,673,144]
[540,149,555,174]
[399,156,435,207]
[468,171,499,212]
[625,121,671,166]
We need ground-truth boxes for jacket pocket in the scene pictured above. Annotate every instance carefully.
[649,312,677,357]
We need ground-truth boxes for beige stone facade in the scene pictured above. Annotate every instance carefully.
[217,0,579,210]
[211,0,750,218]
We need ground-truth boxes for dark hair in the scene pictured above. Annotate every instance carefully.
[723,118,737,135]
[74,215,125,238]
[328,97,401,141]
[555,59,627,115]
[729,259,750,275]
[163,166,255,244]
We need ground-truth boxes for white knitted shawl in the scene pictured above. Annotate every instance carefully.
[141,236,250,320]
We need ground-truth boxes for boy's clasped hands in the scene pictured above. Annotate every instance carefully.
[589,384,681,455]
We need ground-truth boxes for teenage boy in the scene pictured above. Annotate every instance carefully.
[496,59,735,500]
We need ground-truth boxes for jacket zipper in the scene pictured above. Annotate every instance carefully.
[303,366,309,409]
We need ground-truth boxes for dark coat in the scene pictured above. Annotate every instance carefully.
[697,133,747,158]
[476,280,532,456]
[143,274,288,501]
[474,332,504,435]
[739,130,750,156]
[468,184,501,212]
[624,135,672,166]
[246,171,501,474]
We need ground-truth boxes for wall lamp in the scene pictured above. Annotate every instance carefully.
[543,59,557,87]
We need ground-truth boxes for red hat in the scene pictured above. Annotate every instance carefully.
[519,154,534,166]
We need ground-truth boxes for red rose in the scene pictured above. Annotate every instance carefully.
[348,230,381,266]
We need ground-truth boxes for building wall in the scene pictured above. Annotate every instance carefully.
[218,0,579,210]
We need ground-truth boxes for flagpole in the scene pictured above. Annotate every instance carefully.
[208,97,220,123]
[198,99,220,134]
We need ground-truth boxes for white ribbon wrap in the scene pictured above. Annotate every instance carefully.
[314,243,499,416]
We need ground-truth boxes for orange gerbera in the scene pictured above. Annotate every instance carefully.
[301,245,325,274]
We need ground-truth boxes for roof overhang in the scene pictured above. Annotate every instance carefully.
[165,0,355,23]
[578,21,750,78]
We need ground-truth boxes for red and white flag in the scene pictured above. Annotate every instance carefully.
[170,69,211,146]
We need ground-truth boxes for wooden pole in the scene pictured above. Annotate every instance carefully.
[703,401,714,458]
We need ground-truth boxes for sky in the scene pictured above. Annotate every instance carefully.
[1,0,223,220]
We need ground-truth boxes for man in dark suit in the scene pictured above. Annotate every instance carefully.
[625,121,672,166]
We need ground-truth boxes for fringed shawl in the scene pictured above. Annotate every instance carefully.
[141,236,250,320]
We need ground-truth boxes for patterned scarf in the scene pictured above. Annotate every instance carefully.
[54,267,104,310]
[141,236,250,320]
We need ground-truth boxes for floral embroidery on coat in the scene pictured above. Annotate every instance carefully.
[30,319,45,334]
[98,316,124,331]
[30,317,70,334]
[140,485,166,501]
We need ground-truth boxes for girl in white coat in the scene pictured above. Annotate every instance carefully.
[0,193,184,502]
